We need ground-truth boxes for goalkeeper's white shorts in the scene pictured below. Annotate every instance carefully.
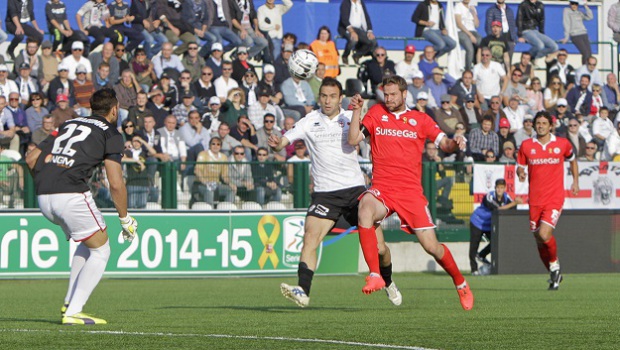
[38,191,107,242]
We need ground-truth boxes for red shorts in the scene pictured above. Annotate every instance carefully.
[361,186,435,234]
[529,205,562,232]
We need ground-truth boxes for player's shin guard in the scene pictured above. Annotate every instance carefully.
[297,262,314,296]
[543,236,558,266]
[537,241,551,271]
[436,244,465,286]
[380,263,393,287]
[358,226,381,274]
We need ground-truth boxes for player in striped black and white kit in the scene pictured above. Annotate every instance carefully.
[269,77,401,307]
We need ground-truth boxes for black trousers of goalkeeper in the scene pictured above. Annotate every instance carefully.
[469,222,491,273]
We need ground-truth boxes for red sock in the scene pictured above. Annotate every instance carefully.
[436,244,465,286]
[358,226,380,274]
[537,242,550,271]
[544,236,558,265]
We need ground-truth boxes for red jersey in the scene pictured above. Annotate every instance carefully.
[517,135,574,207]
[362,104,444,191]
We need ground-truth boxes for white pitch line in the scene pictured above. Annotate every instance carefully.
[2,328,436,350]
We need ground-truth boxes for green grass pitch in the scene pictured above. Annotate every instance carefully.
[1,273,619,349]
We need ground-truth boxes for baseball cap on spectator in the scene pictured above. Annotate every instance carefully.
[72,41,84,51]
[57,62,69,71]
[56,94,69,103]
[499,118,510,129]
[211,43,223,52]
[209,96,221,105]
[440,94,451,103]
[181,92,193,99]
[491,21,502,28]
[244,68,256,76]
[417,91,429,100]
[19,62,30,70]
[0,64,9,72]
[524,114,534,121]
[432,67,444,76]
[503,141,515,150]
[294,140,306,149]
[237,46,248,54]
[283,43,294,52]
[257,86,271,97]
[41,40,53,49]
[465,93,475,102]
[405,45,416,54]
[557,98,568,107]
[263,64,275,74]
[412,71,424,80]
[509,96,519,103]
[160,72,170,80]
[76,64,87,74]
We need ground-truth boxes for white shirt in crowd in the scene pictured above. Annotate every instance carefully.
[473,61,506,100]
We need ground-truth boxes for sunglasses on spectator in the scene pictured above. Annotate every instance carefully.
[211,142,221,146]
[586,146,596,150]
[116,49,125,52]
[552,81,561,85]
[264,120,275,124]
[569,124,579,127]
[234,152,245,155]
[558,105,567,108]
[456,126,465,130]
[417,98,427,101]
[222,68,232,71]
[513,73,522,77]
[491,101,500,104]
[124,124,134,128]
[31,97,41,101]
[441,101,450,104]
[9,98,19,101]
[486,155,496,158]
[188,47,198,50]
[202,72,213,76]
[73,49,83,51]
[376,53,386,57]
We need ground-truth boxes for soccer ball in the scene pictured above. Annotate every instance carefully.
[288,49,319,80]
[479,262,492,276]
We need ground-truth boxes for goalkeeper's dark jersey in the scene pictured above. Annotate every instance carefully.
[34,115,124,195]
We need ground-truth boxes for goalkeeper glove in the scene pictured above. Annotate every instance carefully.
[119,214,138,242]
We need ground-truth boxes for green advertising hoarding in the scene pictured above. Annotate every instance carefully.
[0,212,359,278]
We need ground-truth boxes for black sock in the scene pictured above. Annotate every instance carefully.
[298,262,314,296]
[380,263,393,287]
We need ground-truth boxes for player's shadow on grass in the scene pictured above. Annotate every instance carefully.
[0,317,61,325]
[157,305,364,313]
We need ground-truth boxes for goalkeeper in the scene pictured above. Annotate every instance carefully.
[26,88,138,325]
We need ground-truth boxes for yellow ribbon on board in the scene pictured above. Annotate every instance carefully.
[257,215,280,269]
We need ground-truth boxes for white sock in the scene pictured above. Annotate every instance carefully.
[64,243,90,303]
[549,260,561,272]
[65,240,110,317]
[456,281,467,289]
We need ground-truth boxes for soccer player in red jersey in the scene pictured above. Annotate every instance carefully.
[348,75,474,310]
[517,111,579,290]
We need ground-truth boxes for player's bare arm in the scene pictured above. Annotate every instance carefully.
[105,159,129,218]
[516,166,527,182]
[438,134,467,153]
[347,94,365,146]
[268,133,289,152]
[569,158,579,196]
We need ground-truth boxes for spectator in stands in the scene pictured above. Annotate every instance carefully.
[172,93,198,127]
[155,73,178,109]
[0,141,21,208]
[0,11,8,48]
[566,74,592,116]
[202,97,223,135]
[51,94,78,128]
[130,48,155,92]
[0,65,17,101]
[435,94,464,137]
[61,42,93,81]
[526,77,544,114]
[32,114,53,145]
[229,0,269,60]
[592,107,614,150]
[479,21,510,72]
[498,141,516,163]
[426,67,455,108]
[423,141,453,210]
[502,68,528,106]
[497,117,516,153]
[484,150,497,163]
[180,110,211,153]
[566,117,587,158]
[194,67,217,109]
[256,113,285,161]
[544,75,566,111]
[358,46,395,98]
[249,86,278,128]
[454,0,480,70]
[154,0,195,56]
[127,91,152,130]
[514,113,534,148]
[280,116,295,158]
[407,71,436,109]
[412,0,456,59]
[230,115,258,158]
[114,70,142,126]
[310,26,339,78]
[221,88,247,127]
[192,136,235,207]
[179,43,205,84]
[274,43,293,87]
[562,0,593,65]
[449,70,478,109]
[232,48,256,85]
[113,42,129,76]
[473,48,506,108]
[13,38,43,82]
[76,0,119,53]
[281,73,314,118]
[73,65,95,116]
[459,93,481,131]
[217,121,242,156]
[503,97,526,133]
[153,42,185,80]
[470,115,499,161]
[145,88,168,128]
[185,0,215,58]
[240,69,260,108]
[511,52,535,85]
[257,0,293,64]
[6,92,29,151]
[5,0,44,61]
[413,91,436,121]
[130,0,167,60]
[589,84,607,118]
[47,63,74,109]
[229,145,255,201]
[215,61,240,103]
[395,45,419,86]
[469,178,519,275]
[575,56,603,90]
[286,139,310,185]
[338,0,377,65]
[417,46,439,81]
[158,114,187,169]
[40,41,58,90]
[106,0,144,55]
[25,92,47,131]
[308,63,325,103]
[604,121,620,161]
[15,63,40,105]
[553,98,575,134]
[177,71,199,108]
[516,0,557,63]
[205,0,245,55]
[0,96,19,152]
[252,146,282,205]
[90,43,120,88]
[610,1,620,44]
[485,0,518,63]
[545,49,575,91]
[206,43,225,80]
[578,141,597,161]
[604,74,620,113]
